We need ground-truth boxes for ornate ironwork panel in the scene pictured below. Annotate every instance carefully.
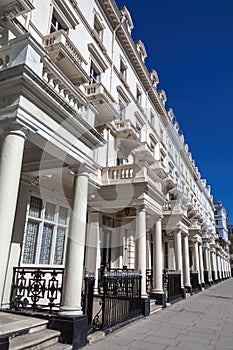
[10,267,64,313]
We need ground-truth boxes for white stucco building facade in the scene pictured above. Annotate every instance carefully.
[0,0,231,347]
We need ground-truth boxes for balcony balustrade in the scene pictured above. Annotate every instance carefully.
[43,30,89,85]
[102,164,136,184]
[41,57,95,124]
[85,82,119,124]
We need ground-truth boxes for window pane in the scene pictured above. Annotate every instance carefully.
[39,224,53,264]
[45,202,55,222]
[29,196,42,218]
[58,206,68,225]
[22,221,39,264]
[54,227,66,265]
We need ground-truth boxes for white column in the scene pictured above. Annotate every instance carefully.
[146,233,152,270]
[211,249,217,281]
[2,176,31,305]
[216,252,222,278]
[0,128,27,305]
[199,244,205,286]
[135,207,147,296]
[214,250,218,280]
[175,230,184,287]
[207,248,212,283]
[85,211,101,293]
[183,234,191,289]
[60,165,89,316]
[127,229,135,269]
[194,241,200,284]
[152,218,163,293]
[222,257,226,278]
[168,241,176,270]
[111,226,123,268]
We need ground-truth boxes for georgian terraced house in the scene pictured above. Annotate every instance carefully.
[0,0,231,348]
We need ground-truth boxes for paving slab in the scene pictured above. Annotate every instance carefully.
[83,279,233,350]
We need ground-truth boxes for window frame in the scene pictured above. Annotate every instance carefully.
[89,62,100,85]
[93,14,104,41]
[21,195,70,268]
[50,9,69,34]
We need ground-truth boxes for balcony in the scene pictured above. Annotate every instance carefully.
[0,0,33,18]
[163,174,176,191]
[163,199,190,230]
[113,119,140,151]
[114,119,140,141]
[85,82,119,125]
[151,160,167,180]
[43,30,89,85]
[132,143,156,165]
[102,164,136,185]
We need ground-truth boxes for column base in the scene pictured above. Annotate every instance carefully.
[149,291,166,307]
[0,336,9,350]
[181,287,186,299]
[185,285,192,294]
[141,296,150,317]
[58,306,83,317]
[49,314,88,349]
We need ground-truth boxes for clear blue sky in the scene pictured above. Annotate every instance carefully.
[116,0,233,223]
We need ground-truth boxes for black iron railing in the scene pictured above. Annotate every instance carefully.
[10,267,64,313]
[94,270,142,330]
[190,271,200,291]
[164,271,182,302]
[97,267,134,294]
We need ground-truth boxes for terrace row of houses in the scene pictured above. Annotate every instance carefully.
[0,0,231,348]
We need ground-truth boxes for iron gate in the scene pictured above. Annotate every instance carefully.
[83,270,142,332]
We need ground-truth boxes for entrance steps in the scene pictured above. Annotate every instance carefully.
[0,312,72,350]
[149,299,163,315]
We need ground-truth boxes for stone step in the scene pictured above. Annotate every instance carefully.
[9,329,60,350]
[0,313,48,338]
[149,300,163,314]
[44,343,72,350]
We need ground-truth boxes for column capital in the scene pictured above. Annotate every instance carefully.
[69,163,93,177]
[157,216,163,223]
[135,205,146,214]
[4,125,28,140]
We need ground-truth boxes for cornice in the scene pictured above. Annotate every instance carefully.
[97,0,169,122]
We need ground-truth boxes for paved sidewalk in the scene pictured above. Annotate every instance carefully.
[83,278,233,350]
